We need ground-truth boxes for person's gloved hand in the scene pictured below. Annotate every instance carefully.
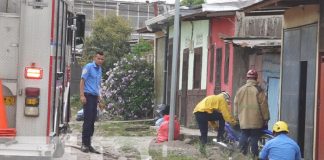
[230,120,240,130]
[262,120,269,130]
[233,123,240,130]
[230,119,238,126]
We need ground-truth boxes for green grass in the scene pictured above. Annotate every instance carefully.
[69,123,82,132]
[96,121,156,137]
[70,95,155,137]
[70,95,83,116]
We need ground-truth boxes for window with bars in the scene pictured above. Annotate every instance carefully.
[209,45,215,82]
[224,44,230,84]
[215,48,222,93]
[193,47,202,89]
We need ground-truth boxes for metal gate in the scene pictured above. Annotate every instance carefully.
[281,23,317,159]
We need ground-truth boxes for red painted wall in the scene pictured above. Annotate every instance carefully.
[317,53,324,160]
[207,16,235,97]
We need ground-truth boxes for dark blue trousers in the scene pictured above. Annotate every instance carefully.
[82,93,98,146]
[239,128,262,156]
[195,111,225,145]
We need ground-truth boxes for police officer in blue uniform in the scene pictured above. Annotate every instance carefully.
[80,51,104,153]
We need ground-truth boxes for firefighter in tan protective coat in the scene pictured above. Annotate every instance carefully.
[234,69,270,157]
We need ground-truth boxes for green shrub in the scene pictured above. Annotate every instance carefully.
[102,56,154,120]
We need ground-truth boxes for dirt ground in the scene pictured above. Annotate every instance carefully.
[53,120,246,160]
[55,103,249,160]
[149,140,224,160]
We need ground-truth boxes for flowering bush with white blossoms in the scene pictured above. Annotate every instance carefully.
[102,56,154,120]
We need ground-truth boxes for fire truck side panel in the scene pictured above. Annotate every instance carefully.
[15,1,53,138]
[0,0,75,157]
[0,14,19,80]
[0,13,19,128]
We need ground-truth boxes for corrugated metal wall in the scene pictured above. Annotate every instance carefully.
[281,24,317,160]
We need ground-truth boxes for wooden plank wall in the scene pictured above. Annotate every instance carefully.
[237,15,282,37]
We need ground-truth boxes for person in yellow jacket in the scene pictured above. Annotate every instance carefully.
[193,91,237,151]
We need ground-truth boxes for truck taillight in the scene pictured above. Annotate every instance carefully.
[25,67,43,79]
[24,87,40,117]
[25,97,39,106]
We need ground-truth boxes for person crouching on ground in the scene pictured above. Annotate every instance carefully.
[259,121,301,160]
[193,91,238,154]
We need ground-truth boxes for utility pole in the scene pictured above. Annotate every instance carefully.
[92,1,94,20]
[153,1,158,16]
[116,2,120,16]
[168,0,180,141]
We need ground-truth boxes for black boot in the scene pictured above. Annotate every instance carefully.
[89,145,101,154]
[217,134,224,142]
[81,144,90,153]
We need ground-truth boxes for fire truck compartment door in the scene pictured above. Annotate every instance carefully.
[0,14,19,80]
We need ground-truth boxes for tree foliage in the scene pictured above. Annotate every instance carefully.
[181,0,205,7]
[102,56,154,120]
[102,39,154,120]
[131,38,153,57]
[79,13,155,120]
[80,14,133,70]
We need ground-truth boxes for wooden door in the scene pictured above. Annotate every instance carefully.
[180,49,189,125]
[267,77,279,130]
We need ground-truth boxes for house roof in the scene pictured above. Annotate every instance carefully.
[136,27,152,33]
[231,39,281,47]
[145,0,261,32]
[243,0,319,16]
[145,8,200,27]
[144,8,203,32]
[202,0,262,12]
[223,36,281,47]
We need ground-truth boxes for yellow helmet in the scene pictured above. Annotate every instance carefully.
[272,121,289,133]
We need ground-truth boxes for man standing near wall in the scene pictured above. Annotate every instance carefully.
[80,51,104,153]
[234,69,270,158]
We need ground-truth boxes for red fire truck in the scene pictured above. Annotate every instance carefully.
[0,0,84,158]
